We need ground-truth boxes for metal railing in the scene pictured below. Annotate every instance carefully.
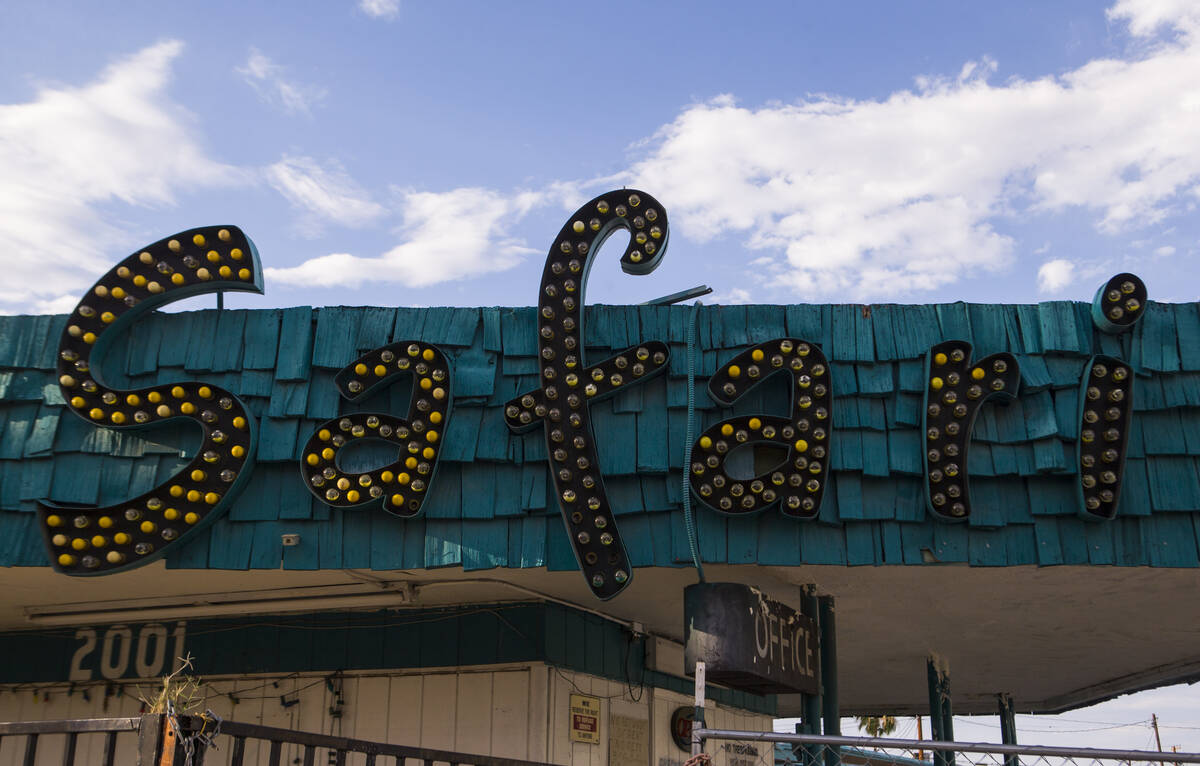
[190,716,558,766]
[693,728,1200,766]
[0,716,142,765]
[0,715,558,766]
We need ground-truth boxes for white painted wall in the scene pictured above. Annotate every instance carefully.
[0,664,771,766]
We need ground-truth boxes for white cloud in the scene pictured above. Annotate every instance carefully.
[359,0,400,20]
[1037,259,1077,293]
[0,41,241,314]
[622,5,1200,300]
[265,155,386,232]
[1107,0,1200,37]
[1154,245,1176,256]
[266,187,548,288]
[236,49,326,115]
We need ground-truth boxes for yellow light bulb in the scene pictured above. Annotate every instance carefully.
[230,445,245,458]
[180,402,196,415]
[141,521,156,534]
[931,377,944,391]
[171,273,185,285]
[748,418,762,430]
[111,287,126,299]
[794,439,809,452]
[306,453,320,466]
[207,250,221,262]
[89,408,104,420]
[429,411,442,424]
[100,312,115,323]
[721,424,734,437]
[71,538,87,550]
[91,536,107,547]
[98,516,113,528]
[232,416,247,429]
[83,332,96,344]
[699,436,712,449]
[186,490,201,502]
[164,509,178,520]
[157,405,172,417]
[934,353,948,366]
[70,396,85,408]
[728,365,741,379]
[148,391,162,403]
[126,394,140,405]
[374,364,387,377]
[751,349,764,362]
[184,512,199,524]
[219,266,231,278]
[46,515,63,527]
[58,554,76,567]
[423,447,435,459]
[169,485,184,497]
[318,429,331,441]
[422,348,435,361]
[191,469,206,482]
[381,471,395,483]
[204,492,219,505]
[420,378,432,390]
[231,248,243,260]
[133,275,147,287]
[110,412,125,424]
[425,431,438,443]
[192,233,206,246]
[238,268,251,280]
[322,447,335,460]
[398,472,411,485]
[391,493,405,506]
[346,490,360,503]
[114,532,131,544]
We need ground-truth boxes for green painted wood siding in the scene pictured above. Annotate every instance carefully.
[1,302,1200,571]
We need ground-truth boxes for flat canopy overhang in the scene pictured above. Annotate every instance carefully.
[3,562,1197,717]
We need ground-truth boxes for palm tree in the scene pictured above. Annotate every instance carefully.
[856,716,898,738]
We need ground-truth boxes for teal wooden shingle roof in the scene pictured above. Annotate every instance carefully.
[2,301,1200,572]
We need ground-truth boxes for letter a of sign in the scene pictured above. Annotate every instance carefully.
[922,341,1020,521]
[505,190,671,600]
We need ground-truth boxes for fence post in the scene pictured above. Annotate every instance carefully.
[137,715,166,766]
[927,657,955,766]
[692,660,706,757]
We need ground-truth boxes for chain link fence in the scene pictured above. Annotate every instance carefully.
[693,727,1200,766]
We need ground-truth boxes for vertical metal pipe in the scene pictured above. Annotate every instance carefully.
[692,660,707,757]
[22,733,38,766]
[998,694,1018,766]
[927,658,946,766]
[819,595,840,766]
[62,732,77,766]
[801,586,822,766]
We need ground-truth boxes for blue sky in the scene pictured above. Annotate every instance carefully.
[2,0,1199,750]
[1,0,1198,315]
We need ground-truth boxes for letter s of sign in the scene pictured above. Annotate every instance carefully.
[504,190,671,600]
[38,227,264,574]
[298,342,452,516]
[690,339,834,519]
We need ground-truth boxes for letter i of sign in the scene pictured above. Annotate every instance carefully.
[40,228,264,575]
[1078,273,1147,520]
[505,190,671,600]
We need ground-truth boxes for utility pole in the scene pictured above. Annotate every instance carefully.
[916,716,925,762]
[1152,714,1163,753]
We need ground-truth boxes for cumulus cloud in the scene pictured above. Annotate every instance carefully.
[236,49,326,115]
[265,155,386,233]
[266,187,549,288]
[0,41,241,314]
[1037,259,1077,293]
[359,0,400,20]
[622,3,1200,300]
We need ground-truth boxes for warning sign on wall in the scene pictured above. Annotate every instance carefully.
[569,693,601,744]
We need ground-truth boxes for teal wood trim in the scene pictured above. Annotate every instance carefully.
[5,303,1200,573]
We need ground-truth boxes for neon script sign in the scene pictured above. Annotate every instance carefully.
[35,190,1148,600]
